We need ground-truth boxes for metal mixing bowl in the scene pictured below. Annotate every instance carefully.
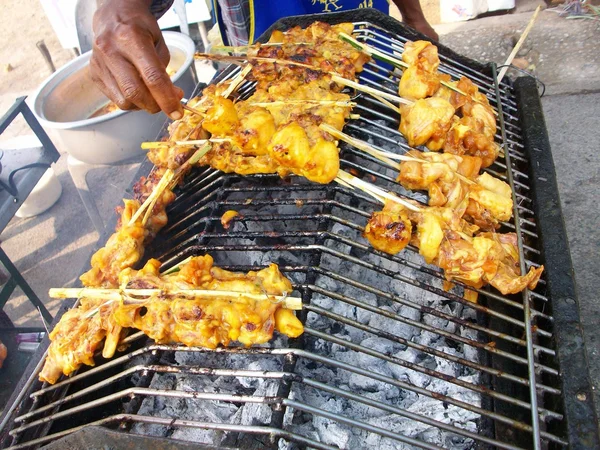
[31,32,197,165]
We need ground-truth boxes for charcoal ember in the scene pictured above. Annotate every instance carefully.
[355,292,379,324]
[423,304,459,334]
[313,398,354,447]
[368,305,417,342]
[237,359,280,389]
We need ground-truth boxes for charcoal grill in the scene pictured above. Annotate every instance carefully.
[1,9,597,450]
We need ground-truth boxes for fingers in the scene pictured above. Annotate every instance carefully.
[91,20,183,118]
[90,55,136,111]
[102,52,162,114]
[119,32,184,120]
[156,35,171,68]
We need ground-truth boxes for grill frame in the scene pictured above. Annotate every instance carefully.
[1,9,597,450]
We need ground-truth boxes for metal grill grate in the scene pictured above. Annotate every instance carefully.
[0,13,589,450]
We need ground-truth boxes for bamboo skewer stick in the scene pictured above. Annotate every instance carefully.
[336,170,422,212]
[249,100,357,108]
[222,64,252,98]
[128,169,174,226]
[338,32,408,69]
[497,6,541,85]
[330,75,411,105]
[320,124,477,186]
[182,103,206,116]
[141,139,230,149]
[49,288,303,310]
[369,93,402,114]
[161,256,194,275]
[320,124,402,169]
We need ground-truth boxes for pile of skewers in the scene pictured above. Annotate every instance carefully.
[41,21,543,385]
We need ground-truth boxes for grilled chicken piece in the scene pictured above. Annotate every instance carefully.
[444,116,500,168]
[202,97,240,137]
[402,40,440,73]
[468,172,513,223]
[399,97,455,150]
[79,200,146,288]
[399,41,441,101]
[399,65,440,101]
[39,297,118,384]
[201,141,279,175]
[364,202,413,254]
[397,151,511,229]
[436,231,543,295]
[234,108,276,156]
[451,77,497,139]
[267,122,340,183]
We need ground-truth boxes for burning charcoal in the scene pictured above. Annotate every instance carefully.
[313,399,353,447]
[171,427,225,446]
[355,292,379,324]
[369,305,417,342]
[238,359,281,389]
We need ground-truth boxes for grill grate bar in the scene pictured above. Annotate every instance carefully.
[306,301,560,395]
[161,171,551,322]
[11,345,567,448]
[6,414,342,450]
[307,259,551,321]
[305,327,561,418]
[493,64,542,450]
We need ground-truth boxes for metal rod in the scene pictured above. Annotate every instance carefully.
[492,63,542,450]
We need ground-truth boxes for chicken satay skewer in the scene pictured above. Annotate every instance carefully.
[131,67,253,225]
[320,124,477,186]
[49,288,303,310]
[336,170,422,212]
[338,32,497,115]
[194,53,413,106]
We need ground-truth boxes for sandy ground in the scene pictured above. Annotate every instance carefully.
[0,0,75,141]
[0,0,73,96]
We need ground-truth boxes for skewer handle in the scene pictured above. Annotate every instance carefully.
[48,288,303,310]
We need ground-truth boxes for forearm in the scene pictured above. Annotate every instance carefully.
[98,0,171,18]
[390,0,439,41]
[391,0,427,23]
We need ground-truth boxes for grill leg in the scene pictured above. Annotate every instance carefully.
[0,246,53,324]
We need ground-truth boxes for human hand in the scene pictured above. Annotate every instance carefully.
[90,0,184,119]
[405,19,439,42]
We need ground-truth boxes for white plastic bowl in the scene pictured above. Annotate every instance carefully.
[30,32,197,165]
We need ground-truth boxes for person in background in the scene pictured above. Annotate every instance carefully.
[90,0,438,120]
[213,0,438,47]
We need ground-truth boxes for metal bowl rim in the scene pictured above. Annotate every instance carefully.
[31,31,195,130]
